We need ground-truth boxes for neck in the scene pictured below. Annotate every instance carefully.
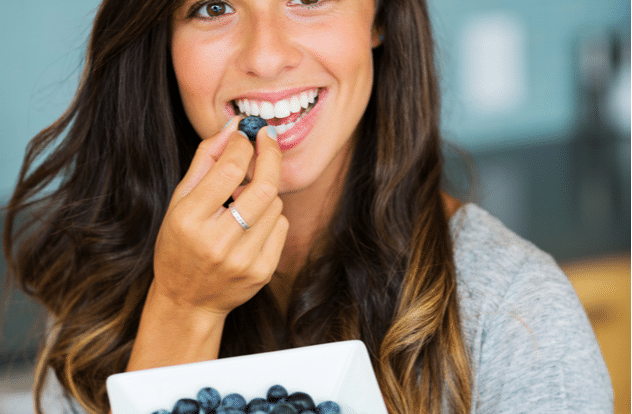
[277,183,338,274]
[269,143,352,312]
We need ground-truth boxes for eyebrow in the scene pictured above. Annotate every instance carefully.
[171,0,195,18]
[173,0,194,12]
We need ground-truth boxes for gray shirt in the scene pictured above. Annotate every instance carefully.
[451,203,613,413]
[44,204,613,413]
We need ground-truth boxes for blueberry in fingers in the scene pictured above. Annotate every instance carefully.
[239,116,268,141]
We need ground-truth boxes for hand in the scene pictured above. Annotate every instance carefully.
[152,118,288,316]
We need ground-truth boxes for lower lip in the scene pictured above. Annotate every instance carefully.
[275,88,327,152]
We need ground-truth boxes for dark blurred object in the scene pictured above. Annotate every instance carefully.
[570,29,630,256]
[445,27,630,262]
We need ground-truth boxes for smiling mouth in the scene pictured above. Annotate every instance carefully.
[232,88,321,134]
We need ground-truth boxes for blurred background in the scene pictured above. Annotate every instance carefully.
[0,0,629,413]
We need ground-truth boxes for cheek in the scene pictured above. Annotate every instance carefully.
[310,23,373,72]
[305,17,375,99]
[309,25,375,138]
[171,34,232,138]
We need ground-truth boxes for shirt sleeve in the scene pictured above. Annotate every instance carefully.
[471,255,614,413]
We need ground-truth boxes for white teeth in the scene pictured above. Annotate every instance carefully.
[271,106,310,135]
[233,89,319,135]
[250,101,260,116]
[299,92,309,109]
[260,102,275,120]
[235,88,319,118]
[276,119,297,134]
[274,100,291,118]
[290,96,301,113]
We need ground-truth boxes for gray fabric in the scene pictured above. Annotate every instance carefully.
[43,204,613,413]
[451,203,613,413]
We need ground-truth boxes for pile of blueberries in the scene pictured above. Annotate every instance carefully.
[150,384,342,414]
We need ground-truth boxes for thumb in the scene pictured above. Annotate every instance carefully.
[171,116,242,204]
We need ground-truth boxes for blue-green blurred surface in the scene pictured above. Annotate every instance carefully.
[429,0,630,148]
[0,0,629,381]
[1,0,98,198]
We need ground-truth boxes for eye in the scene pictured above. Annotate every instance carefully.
[287,0,324,7]
[191,1,235,19]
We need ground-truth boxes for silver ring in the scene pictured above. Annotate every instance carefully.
[228,203,250,230]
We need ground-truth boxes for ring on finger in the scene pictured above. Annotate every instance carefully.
[228,203,250,231]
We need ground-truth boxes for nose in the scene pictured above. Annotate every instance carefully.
[237,12,302,80]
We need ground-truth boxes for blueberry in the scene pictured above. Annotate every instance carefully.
[217,407,243,414]
[152,385,343,414]
[172,398,200,414]
[316,401,341,414]
[286,392,315,411]
[269,402,298,414]
[198,387,221,412]
[247,397,272,413]
[221,393,247,410]
[238,116,268,141]
[266,385,288,403]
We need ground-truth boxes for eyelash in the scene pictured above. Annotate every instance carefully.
[187,0,328,21]
[188,1,235,21]
[287,0,327,9]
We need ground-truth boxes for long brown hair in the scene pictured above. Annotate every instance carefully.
[3,0,471,413]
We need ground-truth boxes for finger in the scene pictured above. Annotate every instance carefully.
[249,214,289,282]
[245,124,277,182]
[183,130,255,221]
[228,122,277,205]
[218,196,283,275]
[230,196,284,255]
[217,183,247,216]
[197,194,282,283]
[171,116,241,205]
[223,126,282,230]
[255,125,278,155]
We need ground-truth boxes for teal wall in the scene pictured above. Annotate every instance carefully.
[0,0,629,195]
[0,0,100,198]
[0,0,629,367]
[428,0,630,149]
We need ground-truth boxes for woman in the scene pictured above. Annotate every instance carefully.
[3,0,612,413]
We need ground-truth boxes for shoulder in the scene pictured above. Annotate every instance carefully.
[449,203,569,312]
[449,204,613,413]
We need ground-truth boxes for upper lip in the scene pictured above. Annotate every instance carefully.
[230,86,321,104]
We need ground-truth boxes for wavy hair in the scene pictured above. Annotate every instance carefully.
[3,0,471,413]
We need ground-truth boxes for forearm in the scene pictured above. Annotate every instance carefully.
[126,282,226,372]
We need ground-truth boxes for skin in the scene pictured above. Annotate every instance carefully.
[170,0,379,193]
[126,0,461,374]
[127,0,380,372]
[168,0,382,312]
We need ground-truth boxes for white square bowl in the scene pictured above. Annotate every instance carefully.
[106,340,388,414]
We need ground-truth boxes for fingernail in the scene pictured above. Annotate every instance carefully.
[223,117,234,129]
[266,126,277,141]
[237,130,249,139]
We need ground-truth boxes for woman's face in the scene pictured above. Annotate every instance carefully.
[171,0,379,194]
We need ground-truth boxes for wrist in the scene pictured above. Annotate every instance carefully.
[145,281,230,330]
[126,282,227,372]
